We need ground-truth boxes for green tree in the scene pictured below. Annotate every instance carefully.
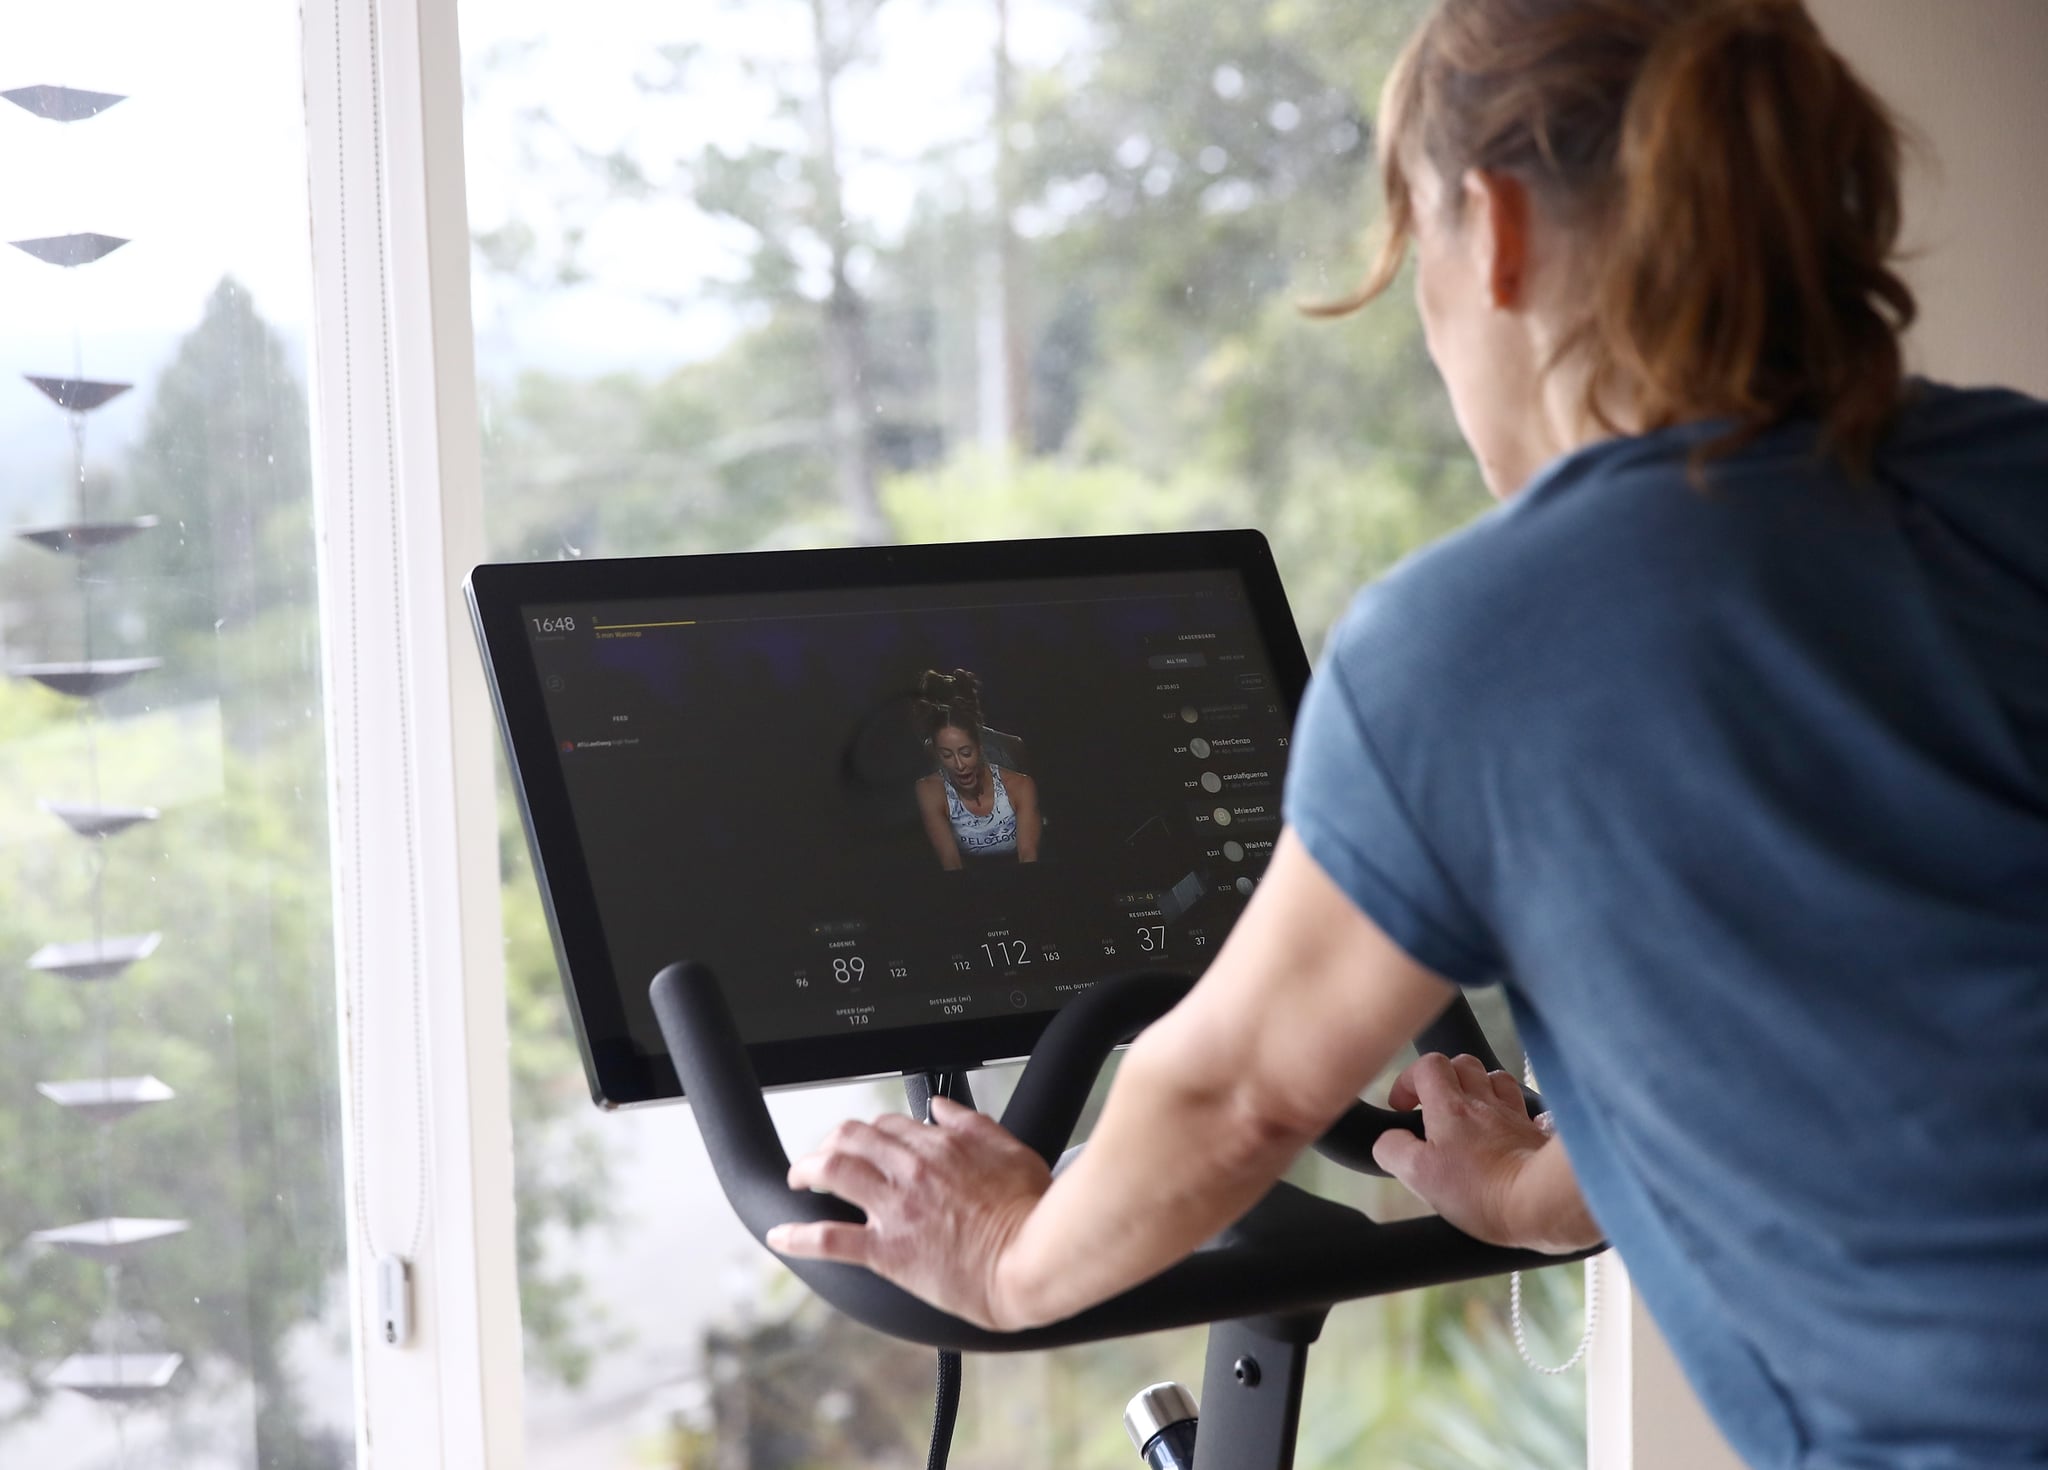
[110,278,319,722]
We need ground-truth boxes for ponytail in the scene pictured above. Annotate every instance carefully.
[1599,1,1915,469]
[1329,0,1917,475]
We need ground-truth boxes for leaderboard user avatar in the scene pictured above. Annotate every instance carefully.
[912,668,1041,868]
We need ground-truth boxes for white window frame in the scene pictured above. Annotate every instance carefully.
[297,0,1747,1463]
[1588,1258,1744,1469]
[304,0,524,1463]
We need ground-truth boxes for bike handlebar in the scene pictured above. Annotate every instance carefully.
[652,960,1588,1353]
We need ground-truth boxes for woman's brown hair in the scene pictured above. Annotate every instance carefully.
[1322,0,1917,473]
[916,668,986,740]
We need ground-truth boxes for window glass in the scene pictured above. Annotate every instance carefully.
[0,6,354,1467]
[463,0,1589,1462]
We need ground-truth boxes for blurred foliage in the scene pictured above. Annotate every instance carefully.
[469,0,1487,616]
[652,1260,1591,1470]
[498,782,625,1389]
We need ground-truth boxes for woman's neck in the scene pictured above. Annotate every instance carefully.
[1499,334,1645,499]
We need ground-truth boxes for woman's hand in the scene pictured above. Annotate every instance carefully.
[1371,1052,1601,1255]
[767,1098,1052,1331]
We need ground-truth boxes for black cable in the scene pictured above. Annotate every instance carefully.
[927,1347,962,1470]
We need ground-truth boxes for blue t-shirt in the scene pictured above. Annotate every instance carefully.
[1283,383,2048,1469]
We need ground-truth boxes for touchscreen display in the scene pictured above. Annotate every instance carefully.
[520,568,1296,1064]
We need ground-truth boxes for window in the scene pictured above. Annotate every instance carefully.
[0,4,355,1467]
[461,0,1590,1463]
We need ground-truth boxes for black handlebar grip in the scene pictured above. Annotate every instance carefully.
[998,971,1192,1164]
[1313,1102,1423,1177]
[1414,994,1504,1071]
[650,961,1592,1352]
[650,961,863,1234]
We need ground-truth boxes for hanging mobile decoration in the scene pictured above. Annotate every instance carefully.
[8,79,186,1464]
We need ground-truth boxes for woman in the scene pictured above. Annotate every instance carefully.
[772,3,2048,1462]
[913,669,1040,868]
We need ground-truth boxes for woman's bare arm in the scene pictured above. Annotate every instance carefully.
[916,777,963,870]
[983,831,1456,1325]
[1009,771,1040,862]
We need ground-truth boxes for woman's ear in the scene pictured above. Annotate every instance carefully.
[1462,168,1531,311]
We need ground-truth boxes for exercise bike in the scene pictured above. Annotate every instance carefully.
[653,961,1595,1469]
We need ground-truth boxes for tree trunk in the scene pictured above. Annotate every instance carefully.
[993,0,1032,454]
[809,0,889,544]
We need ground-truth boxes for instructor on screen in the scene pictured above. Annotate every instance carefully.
[913,668,1041,868]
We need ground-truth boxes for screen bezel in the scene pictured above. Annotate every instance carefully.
[467,531,1311,1108]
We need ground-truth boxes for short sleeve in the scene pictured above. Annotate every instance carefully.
[1283,615,1505,988]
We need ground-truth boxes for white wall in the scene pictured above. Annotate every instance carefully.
[1593,4,2048,1466]
[1818,0,2048,397]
